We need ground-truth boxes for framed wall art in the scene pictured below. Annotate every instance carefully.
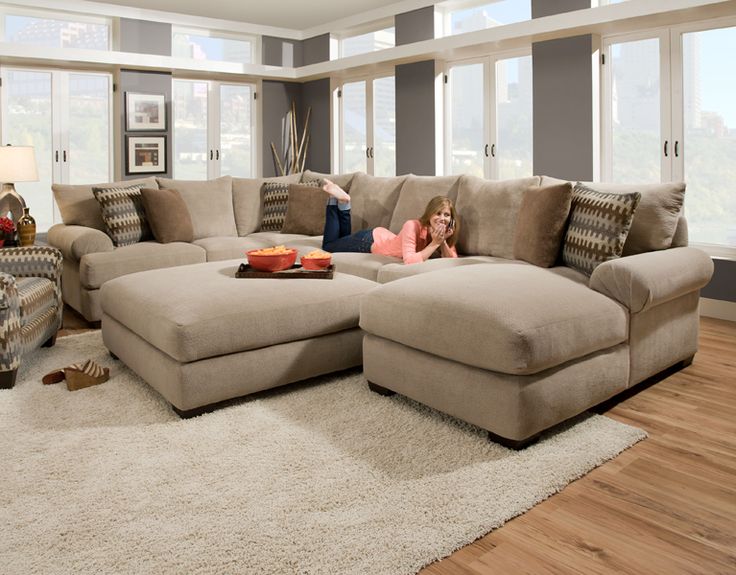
[126,92,166,131]
[126,136,166,174]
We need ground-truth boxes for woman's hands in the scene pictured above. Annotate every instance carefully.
[430,222,454,246]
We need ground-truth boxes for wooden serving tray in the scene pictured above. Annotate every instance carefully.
[235,263,334,279]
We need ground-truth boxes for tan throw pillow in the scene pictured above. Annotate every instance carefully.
[562,183,641,276]
[455,175,541,258]
[53,176,159,231]
[140,188,194,244]
[281,184,327,236]
[301,170,356,191]
[261,180,320,232]
[347,173,407,231]
[513,182,573,267]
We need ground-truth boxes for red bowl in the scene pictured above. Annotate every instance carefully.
[300,256,332,270]
[246,248,297,272]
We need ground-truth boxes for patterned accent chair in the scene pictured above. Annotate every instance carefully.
[0,246,64,389]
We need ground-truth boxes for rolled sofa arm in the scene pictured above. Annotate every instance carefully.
[48,223,113,262]
[589,246,714,314]
[0,272,21,372]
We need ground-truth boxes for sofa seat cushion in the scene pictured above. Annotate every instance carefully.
[377,255,506,284]
[15,277,56,327]
[326,252,396,282]
[100,260,377,363]
[360,263,628,375]
[193,236,277,262]
[80,242,206,289]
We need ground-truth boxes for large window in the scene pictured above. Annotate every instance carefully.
[340,26,395,58]
[337,75,396,176]
[0,8,110,50]
[603,21,736,250]
[173,79,256,179]
[0,67,112,232]
[441,0,531,36]
[172,28,254,64]
[445,52,532,179]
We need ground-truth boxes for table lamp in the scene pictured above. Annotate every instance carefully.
[0,145,39,246]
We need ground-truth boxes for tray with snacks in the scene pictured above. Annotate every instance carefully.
[235,263,335,279]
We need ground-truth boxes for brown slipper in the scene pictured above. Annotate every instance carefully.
[65,359,110,391]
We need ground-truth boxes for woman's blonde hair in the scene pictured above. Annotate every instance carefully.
[419,196,460,248]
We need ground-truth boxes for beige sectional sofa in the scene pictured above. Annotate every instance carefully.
[48,170,713,447]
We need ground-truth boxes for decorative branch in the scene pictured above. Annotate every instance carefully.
[270,99,312,176]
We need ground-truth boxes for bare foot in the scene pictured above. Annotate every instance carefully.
[322,178,350,203]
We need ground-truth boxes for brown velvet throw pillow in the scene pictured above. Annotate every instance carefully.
[513,182,573,267]
[281,183,327,236]
[140,188,194,244]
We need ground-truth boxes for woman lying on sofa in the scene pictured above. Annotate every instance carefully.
[321,179,460,264]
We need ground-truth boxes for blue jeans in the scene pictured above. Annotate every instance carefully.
[322,202,374,253]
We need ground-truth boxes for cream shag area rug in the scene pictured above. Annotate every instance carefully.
[1,332,646,575]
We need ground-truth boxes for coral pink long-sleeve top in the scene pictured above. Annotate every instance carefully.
[370,219,458,264]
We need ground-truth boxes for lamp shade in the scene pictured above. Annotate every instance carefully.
[0,146,39,182]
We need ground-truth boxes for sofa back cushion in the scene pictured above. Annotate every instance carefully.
[53,177,158,231]
[541,176,686,254]
[348,173,407,231]
[301,170,356,191]
[455,175,541,258]
[388,175,461,234]
[513,182,573,267]
[157,176,235,240]
[232,174,301,236]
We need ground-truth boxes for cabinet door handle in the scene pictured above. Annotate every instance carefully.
[63,150,67,162]
[491,144,496,157]
[664,140,669,157]
[674,141,679,157]
[210,150,214,161]
[484,144,489,157]
[55,151,59,163]
[216,149,220,161]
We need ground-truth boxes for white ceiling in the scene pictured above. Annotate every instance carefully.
[92,0,409,30]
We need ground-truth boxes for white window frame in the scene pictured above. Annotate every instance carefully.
[172,78,258,180]
[436,0,532,38]
[601,15,736,257]
[171,26,258,65]
[334,67,395,175]
[0,65,113,228]
[444,47,532,179]
[0,5,112,50]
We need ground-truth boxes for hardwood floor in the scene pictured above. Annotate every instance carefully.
[421,317,736,575]
[59,312,735,573]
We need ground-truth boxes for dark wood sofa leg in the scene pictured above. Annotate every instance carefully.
[488,430,541,450]
[0,369,18,389]
[42,332,57,348]
[367,382,396,396]
[680,354,695,368]
[109,351,119,360]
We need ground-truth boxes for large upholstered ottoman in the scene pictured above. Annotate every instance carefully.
[100,260,377,416]
[360,263,632,448]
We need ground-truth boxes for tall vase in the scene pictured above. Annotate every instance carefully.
[17,207,36,247]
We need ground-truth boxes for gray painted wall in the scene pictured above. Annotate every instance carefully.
[303,34,331,65]
[119,70,172,180]
[532,35,595,181]
[702,259,736,303]
[396,6,435,45]
[119,18,171,55]
[302,79,331,173]
[262,36,303,67]
[117,20,172,180]
[396,60,436,176]
[532,0,590,19]
[261,81,302,177]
